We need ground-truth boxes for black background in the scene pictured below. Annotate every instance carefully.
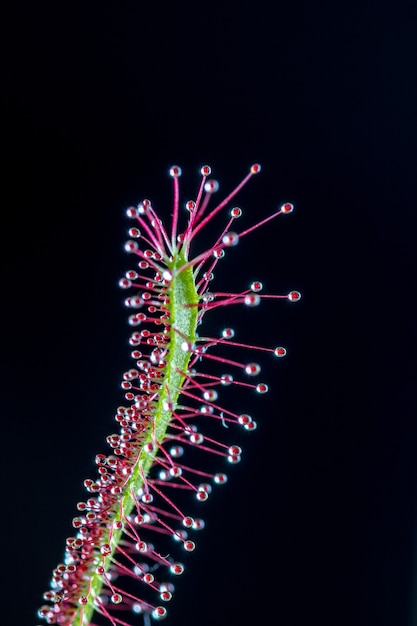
[2,1,417,625]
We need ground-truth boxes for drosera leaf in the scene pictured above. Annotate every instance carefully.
[37,164,300,626]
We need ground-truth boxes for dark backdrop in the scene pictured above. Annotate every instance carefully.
[1,2,416,626]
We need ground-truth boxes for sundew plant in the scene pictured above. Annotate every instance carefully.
[37,163,300,626]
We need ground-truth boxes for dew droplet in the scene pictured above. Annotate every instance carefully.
[152,606,167,620]
[130,295,144,309]
[126,206,139,218]
[203,389,218,401]
[214,473,228,484]
[193,518,205,530]
[250,280,263,292]
[174,530,187,543]
[182,516,194,528]
[181,340,195,352]
[200,404,214,414]
[124,240,139,253]
[119,278,132,289]
[288,290,301,302]
[222,231,239,247]
[143,573,155,584]
[160,590,172,601]
[281,202,294,213]
[190,432,204,445]
[111,593,122,604]
[198,482,212,494]
[38,606,51,617]
[169,445,184,458]
[213,248,225,259]
[162,269,173,281]
[245,362,261,376]
[274,346,287,357]
[230,207,242,218]
[169,165,182,178]
[244,293,260,307]
[170,563,184,575]
[204,179,219,193]
[72,517,83,528]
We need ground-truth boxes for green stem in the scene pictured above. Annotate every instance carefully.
[73,248,199,626]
